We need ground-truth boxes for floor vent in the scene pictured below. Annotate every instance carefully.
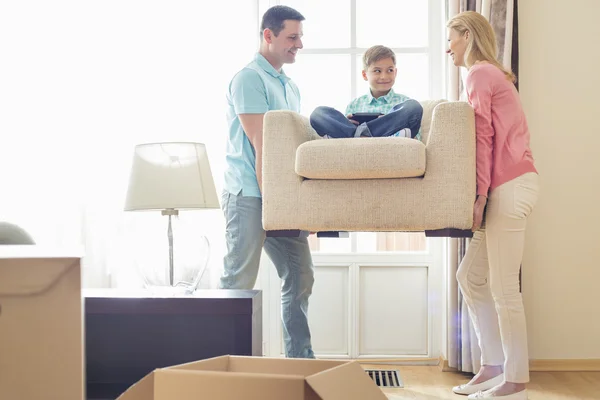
[365,369,404,388]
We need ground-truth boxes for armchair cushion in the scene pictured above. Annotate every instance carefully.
[295,137,426,180]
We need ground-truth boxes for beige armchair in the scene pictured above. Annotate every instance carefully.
[262,100,476,238]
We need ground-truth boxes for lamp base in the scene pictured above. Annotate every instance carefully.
[128,211,210,294]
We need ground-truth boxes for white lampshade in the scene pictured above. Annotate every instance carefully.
[124,142,219,211]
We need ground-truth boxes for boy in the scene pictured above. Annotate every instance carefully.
[310,45,423,139]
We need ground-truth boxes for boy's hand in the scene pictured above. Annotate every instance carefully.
[346,114,359,125]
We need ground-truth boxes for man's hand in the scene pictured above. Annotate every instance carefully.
[472,195,487,232]
[346,114,359,125]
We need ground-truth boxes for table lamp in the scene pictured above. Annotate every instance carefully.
[124,142,219,292]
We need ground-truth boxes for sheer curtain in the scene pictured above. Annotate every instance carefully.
[0,0,259,289]
[445,0,519,373]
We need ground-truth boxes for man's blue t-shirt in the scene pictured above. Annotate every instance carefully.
[223,53,301,198]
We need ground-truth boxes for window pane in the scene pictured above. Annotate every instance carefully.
[356,53,429,100]
[356,232,427,252]
[285,54,351,116]
[356,0,428,48]
[280,0,351,48]
[308,235,352,253]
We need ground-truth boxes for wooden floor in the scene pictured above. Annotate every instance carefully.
[362,365,600,400]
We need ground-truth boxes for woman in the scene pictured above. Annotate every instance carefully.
[446,11,540,400]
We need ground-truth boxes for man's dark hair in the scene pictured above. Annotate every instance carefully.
[260,5,305,37]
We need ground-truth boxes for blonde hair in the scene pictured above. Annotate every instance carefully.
[447,11,516,83]
[362,45,396,70]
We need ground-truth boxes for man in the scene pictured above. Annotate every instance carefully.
[219,5,315,359]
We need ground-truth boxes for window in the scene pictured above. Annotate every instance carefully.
[0,0,261,289]
[270,0,445,253]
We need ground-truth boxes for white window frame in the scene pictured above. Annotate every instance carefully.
[261,0,446,101]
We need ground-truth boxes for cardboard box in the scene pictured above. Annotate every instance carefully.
[118,355,388,400]
[0,247,83,400]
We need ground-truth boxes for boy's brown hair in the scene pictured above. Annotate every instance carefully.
[362,45,396,70]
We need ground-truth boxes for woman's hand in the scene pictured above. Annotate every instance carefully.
[472,195,487,232]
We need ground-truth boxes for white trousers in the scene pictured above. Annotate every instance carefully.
[457,172,540,383]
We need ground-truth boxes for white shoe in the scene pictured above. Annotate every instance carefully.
[452,374,504,395]
[468,389,528,399]
[393,128,411,138]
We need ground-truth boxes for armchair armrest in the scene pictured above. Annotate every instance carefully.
[422,101,476,229]
[262,110,320,229]
[424,101,476,183]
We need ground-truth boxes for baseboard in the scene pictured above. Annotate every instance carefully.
[438,356,459,372]
[438,357,600,372]
[529,359,600,372]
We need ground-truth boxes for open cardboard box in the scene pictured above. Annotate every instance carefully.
[118,355,388,400]
[0,247,83,400]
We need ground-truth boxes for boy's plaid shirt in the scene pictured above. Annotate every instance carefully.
[345,88,421,140]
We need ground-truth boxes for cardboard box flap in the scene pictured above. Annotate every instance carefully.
[117,371,156,400]
[306,361,388,400]
[116,371,155,400]
[155,368,305,400]
[0,258,79,296]
[227,356,347,376]
[167,355,230,372]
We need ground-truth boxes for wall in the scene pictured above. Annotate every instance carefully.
[520,0,600,359]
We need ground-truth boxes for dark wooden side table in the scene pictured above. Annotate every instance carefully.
[84,289,262,400]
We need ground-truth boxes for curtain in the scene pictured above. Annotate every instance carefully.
[446,0,519,373]
[0,0,259,289]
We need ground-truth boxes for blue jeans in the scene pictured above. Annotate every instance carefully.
[219,191,315,359]
[310,99,423,139]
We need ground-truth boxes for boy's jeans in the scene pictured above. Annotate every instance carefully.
[309,99,423,139]
[219,191,315,359]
